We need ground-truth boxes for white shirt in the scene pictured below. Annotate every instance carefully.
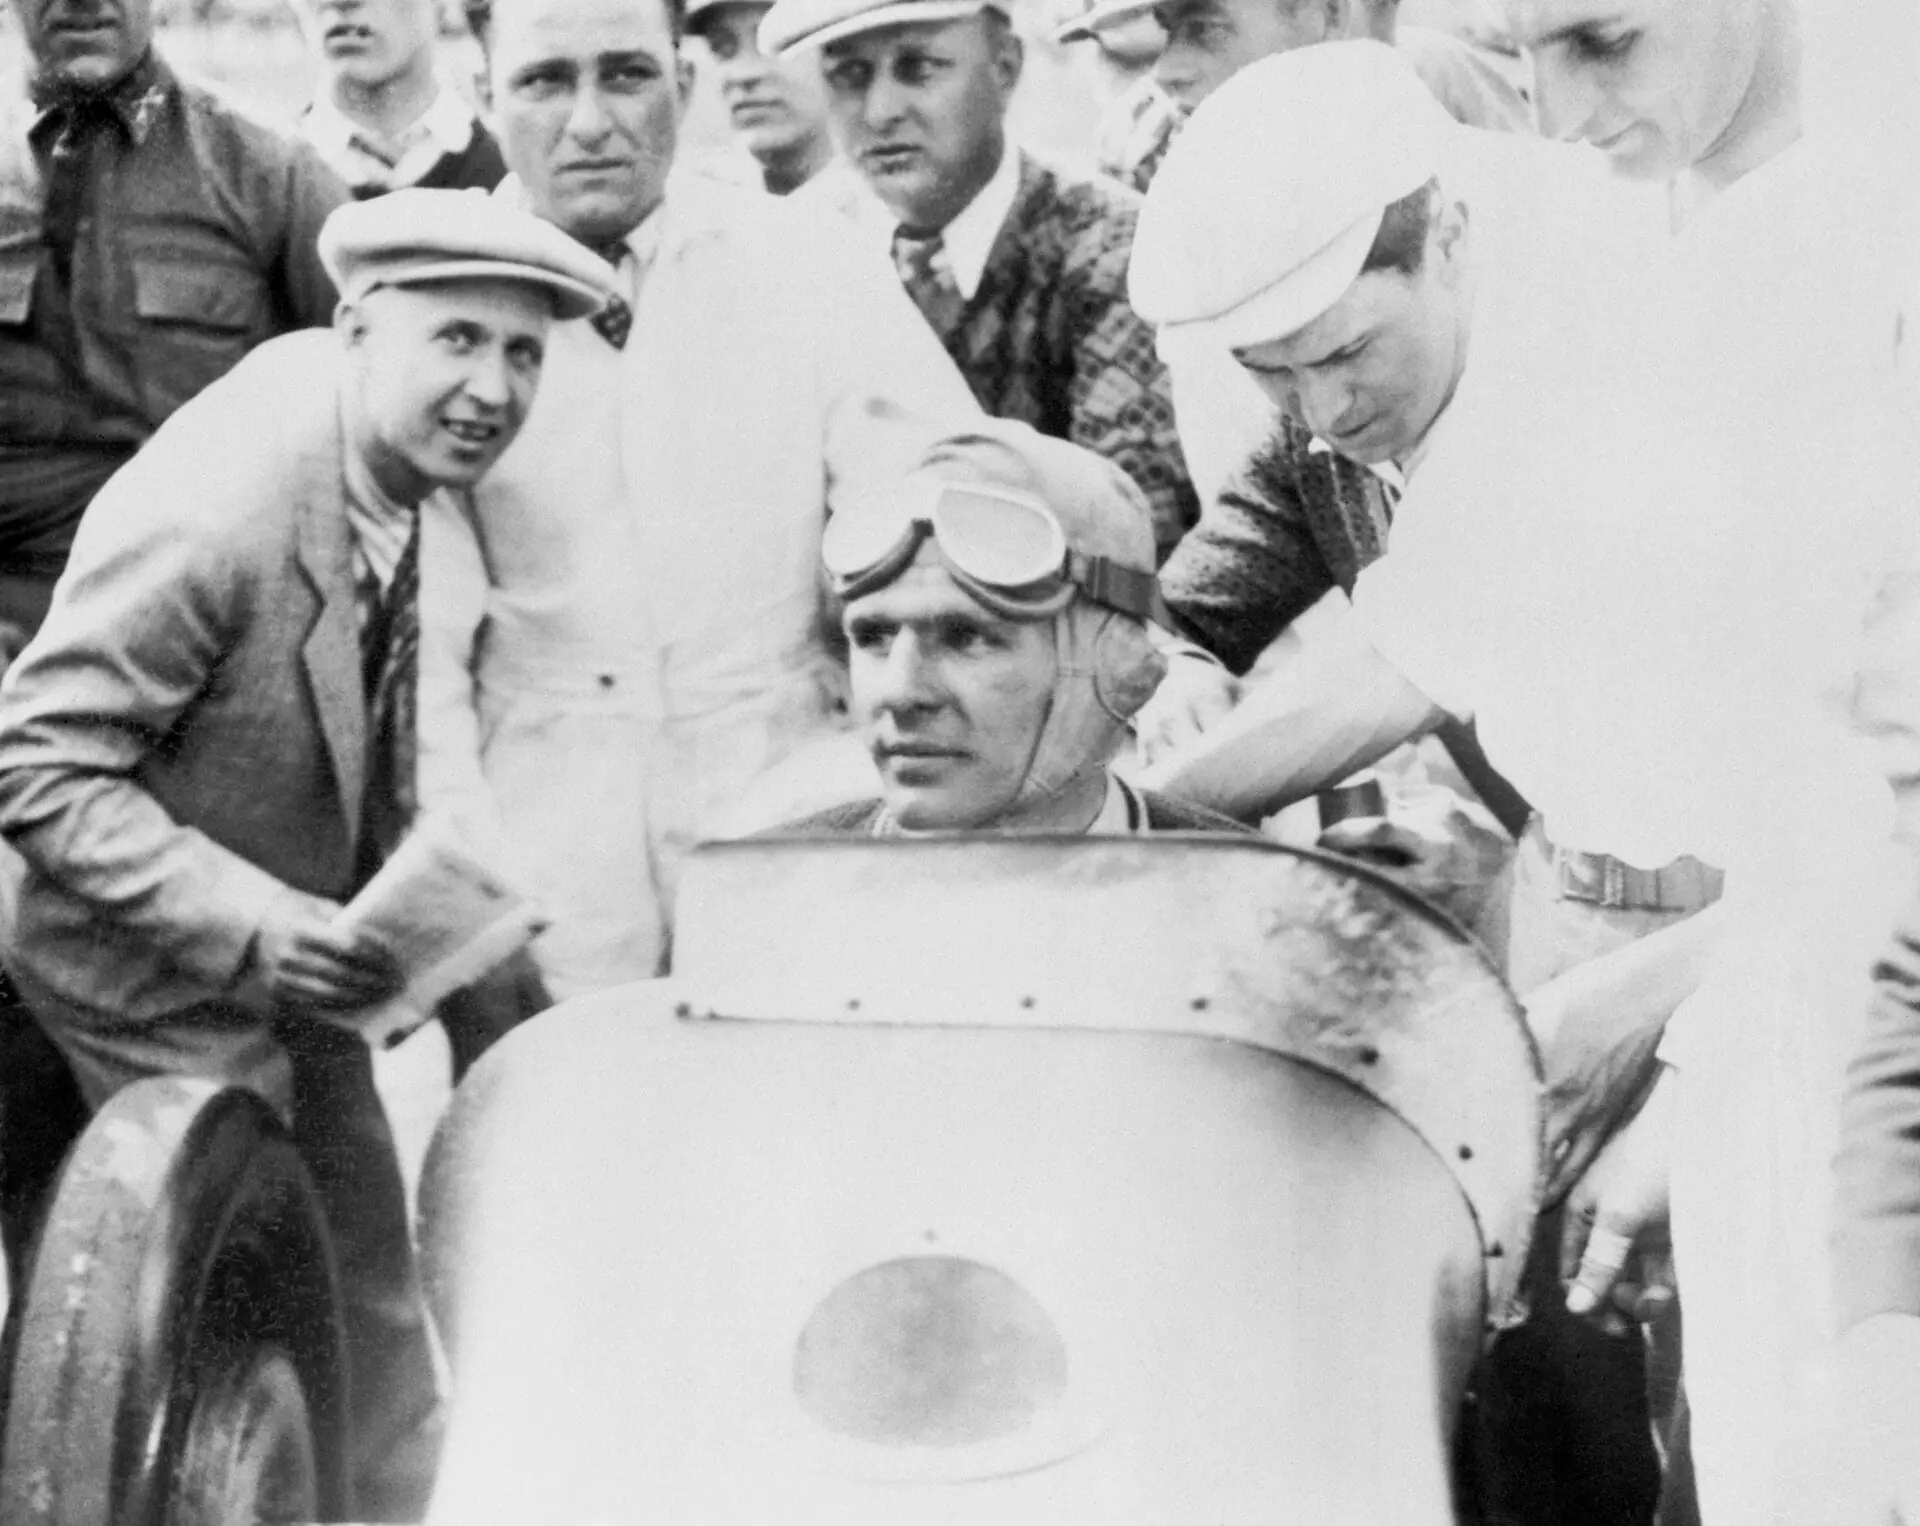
[418,172,977,996]
[302,83,477,194]
[800,138,1024,299]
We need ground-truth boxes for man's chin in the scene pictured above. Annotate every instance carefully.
[548,186,662,245]
[882,782,992,833]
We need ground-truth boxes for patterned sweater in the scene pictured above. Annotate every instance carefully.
[1158,415,1394,675]
[938,152,1197,559]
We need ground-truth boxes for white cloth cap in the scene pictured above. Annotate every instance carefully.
[1129,40,1454,348]
[760,0,1003,55]
[319,188,618,321]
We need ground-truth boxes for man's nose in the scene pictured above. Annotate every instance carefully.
[719,49,772,90]
[462,347,513,410]
[862,70,910,131]
[564,82,616,142]
[1296,371,1356,436]
[1531,60,1600,143]
[874,631,940,711]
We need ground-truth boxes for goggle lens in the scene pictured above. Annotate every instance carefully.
[928,486,1066,590]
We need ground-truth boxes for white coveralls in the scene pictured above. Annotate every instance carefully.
[418,172,976,999]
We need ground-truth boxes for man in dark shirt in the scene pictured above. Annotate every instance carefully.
[297,0,509,197]
[0,0,346,652]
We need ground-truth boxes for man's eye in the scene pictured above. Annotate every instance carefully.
[439,327,479,353]
[897,55,939,84]
[508,339,544,371]
[707,34,738,60]
[848,623,892,652]
[1572,27,1638,62]
[512,66,569,97]
[606,61,660,88]
[825,60,870,91]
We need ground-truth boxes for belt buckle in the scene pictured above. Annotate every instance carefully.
[1551,846,1636,911]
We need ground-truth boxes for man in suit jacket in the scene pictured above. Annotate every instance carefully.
[779,418,1244,838]
[0,189,612,1519]
[767,0,1198,561]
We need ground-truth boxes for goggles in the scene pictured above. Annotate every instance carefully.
[822,481,1168,625]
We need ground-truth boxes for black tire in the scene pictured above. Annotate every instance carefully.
[0,1077,349,1526]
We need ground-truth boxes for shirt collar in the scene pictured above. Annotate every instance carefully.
[304,81,475,164]
[30,48,169,146]
[339,425,420,593]
[930,140,1022,301]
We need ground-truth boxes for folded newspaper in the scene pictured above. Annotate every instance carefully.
[328,812,548,1049]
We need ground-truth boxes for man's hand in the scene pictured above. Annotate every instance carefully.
[1134,651,1238,766]
[1529,975,1672,1205]
[1559,1065,1677,1335]
[253,890,404,1014]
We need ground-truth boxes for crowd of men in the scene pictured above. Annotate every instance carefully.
[1,0,1919,1520]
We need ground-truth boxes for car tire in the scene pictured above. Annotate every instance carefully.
[0,1077,348,1526]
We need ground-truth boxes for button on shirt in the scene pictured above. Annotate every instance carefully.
[0,50,345,580]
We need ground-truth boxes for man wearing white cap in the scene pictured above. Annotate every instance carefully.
[0,188,615,1519]
[760,0,1198,559]
[1128,40,1689,1523]
[781,419,1245,837]
[422,0,972,1008]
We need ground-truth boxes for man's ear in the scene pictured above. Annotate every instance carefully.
[334,297,370,347]
[1433,195,1469,274]
[993,23,1024,92]
[676,48,697,108]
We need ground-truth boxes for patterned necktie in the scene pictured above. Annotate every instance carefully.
[357,517,420,880]
[584,239,632,350]
[890,227,966,340]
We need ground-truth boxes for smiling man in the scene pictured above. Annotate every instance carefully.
[297,0,508,197]
[763,0,1198,561]
[417,0,972,1009]
[686,0,835,192]
[0,190,614,1522]
[0,0,346,663]
[779,419,1243,837]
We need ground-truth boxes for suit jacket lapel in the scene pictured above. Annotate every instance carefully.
[297,430,367,854]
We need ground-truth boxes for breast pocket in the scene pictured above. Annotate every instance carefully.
[132,252,270,420]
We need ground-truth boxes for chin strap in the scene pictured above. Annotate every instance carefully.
[1012,603,1166,810]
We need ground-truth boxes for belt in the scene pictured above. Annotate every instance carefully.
[1536,822,1724,914]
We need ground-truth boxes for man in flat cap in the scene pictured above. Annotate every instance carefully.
[760,0,1198,561]
[782,419,1244,837]
[1128,40,1693,1524]
[685,0,837,194]
[0,189,614,1520]
[421,0,972,1011]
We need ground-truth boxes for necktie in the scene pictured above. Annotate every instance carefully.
[357,517,420,880]
[584,239,632,350]
[890,227,966,340]
[39,99,115,285]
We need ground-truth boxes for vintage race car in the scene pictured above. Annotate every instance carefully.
[0,835,1541,1525]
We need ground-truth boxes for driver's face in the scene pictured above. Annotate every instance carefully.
[846,545,1059,830]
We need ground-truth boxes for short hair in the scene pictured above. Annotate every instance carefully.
[1358,177,1437,278]
[465,0,687,54]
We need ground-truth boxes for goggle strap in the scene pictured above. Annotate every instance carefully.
[1070,552,1172,628]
